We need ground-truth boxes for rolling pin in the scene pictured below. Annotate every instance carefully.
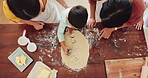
[140,57,148,78]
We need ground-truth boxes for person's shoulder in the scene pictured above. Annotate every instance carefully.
[61,7,72,20]
[3,0,7,7]
[2,0,21,23]
[61,8,72,15]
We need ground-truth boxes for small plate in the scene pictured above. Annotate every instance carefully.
[27,61,58,78]
[8,47,33,72]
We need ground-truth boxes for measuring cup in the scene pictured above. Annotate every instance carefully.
[27,40,37,52]
[18,30,29,46]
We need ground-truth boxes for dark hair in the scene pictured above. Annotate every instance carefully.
[100,0,132,28]
[68,5,88,28]
[7,0,40,20]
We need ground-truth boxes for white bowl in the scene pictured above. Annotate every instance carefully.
[18,36,29,46]
[27,43,37,52]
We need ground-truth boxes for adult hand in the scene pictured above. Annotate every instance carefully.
[134,20,144,30]
[32,21,44,30]
[87,18,96,29]
[98,28,115,40]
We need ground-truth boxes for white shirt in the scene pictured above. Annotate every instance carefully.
[31,0,61,23]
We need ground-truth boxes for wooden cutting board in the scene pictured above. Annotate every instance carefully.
[105,57,147,78]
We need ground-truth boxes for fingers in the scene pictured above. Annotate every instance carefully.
[87,18,96,29]
[98,29,104,40]
[38,21,45,25]
[37,22,44,30]
[87,23,96,30]
[135,20,143,30]
[87,23,91,29]
[100,29,104,35]
[62,46,70,55]
[94,22,97,27]
[66,28,69,32]
[65,49,68,55]
[65,28,72,35]
[90,23,95,29]
[92,21,96,27]
[135,24,138,30]
[98,28,112,40]
[90,22,97,29]
[36,25,43,30]
[98,33,104,40]
[98,33,109,40]
[138,24,142,30]
[135,23,142,30]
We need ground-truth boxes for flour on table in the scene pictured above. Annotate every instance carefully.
[39,56,43,62]
[81,28,100,49]
[33,26,59,53]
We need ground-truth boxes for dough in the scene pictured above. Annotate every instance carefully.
[61,30,89,70]
[15,54,27,66]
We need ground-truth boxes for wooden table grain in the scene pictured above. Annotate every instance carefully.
[0,24,148,78]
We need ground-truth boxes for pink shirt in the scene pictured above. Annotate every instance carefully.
[89,0,146,26]
[125,0,146,26]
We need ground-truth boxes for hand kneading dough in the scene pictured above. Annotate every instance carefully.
[61,30,89,70]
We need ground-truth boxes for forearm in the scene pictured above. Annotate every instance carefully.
[56,0,68,8]
[20,19,35,26]
[107,23,129,31]
[60,41,66,47]
[89,4,96,19]
[116,23,129,30]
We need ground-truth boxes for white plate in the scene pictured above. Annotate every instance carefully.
[8,47,33,72]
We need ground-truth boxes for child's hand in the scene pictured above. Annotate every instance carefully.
[87,18,97,29]
[62,45,70,55]
[98,28,115,40]
[66,28,73,35]
[32,21,44,30]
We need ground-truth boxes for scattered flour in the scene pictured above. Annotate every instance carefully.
[31,26,59,54]
[81,28,100,49]
[127,53,143,56]
[27,26,148,73]
[119,38,127,42]
[39,56,43,62]
[113,39,119,48]
[48,54,52,58]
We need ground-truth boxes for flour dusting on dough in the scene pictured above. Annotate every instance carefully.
[61,31,89,70]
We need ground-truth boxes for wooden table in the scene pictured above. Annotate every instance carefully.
[0,24,148,78]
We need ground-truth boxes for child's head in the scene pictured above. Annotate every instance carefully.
[7,0,43,20]
[68,5,88,29]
